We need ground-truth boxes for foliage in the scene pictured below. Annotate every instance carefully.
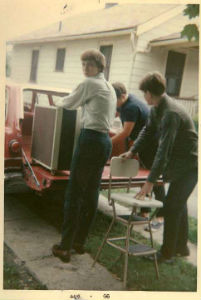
[181,24,199,41]
[188,216,197,244]
[183,4,199,19]
[181,4,199,41]
[6,190,196,291]
[4,244,47,290]
[193,113,198,132]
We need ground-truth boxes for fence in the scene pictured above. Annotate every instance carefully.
[174,97,198,118]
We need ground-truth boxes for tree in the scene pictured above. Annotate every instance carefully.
[181,4,199,41]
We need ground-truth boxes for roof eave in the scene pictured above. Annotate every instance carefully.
[8,27,135,45]
[150,38,199,48]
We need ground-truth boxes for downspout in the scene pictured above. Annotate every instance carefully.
[128,30,138,92]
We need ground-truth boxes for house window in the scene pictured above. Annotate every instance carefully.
[55,48,66,72]
[100,45,113,80]
[165,51,186,97]
[30,50,39,82]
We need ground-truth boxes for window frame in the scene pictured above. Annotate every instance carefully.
[29,49,39,83]
[99,44,113,80]
[165,50,186,97]
[55,48,66,72]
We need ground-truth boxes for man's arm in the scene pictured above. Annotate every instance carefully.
[130,114,154,155]
[147,112,180,183]
[58,82,86,109]
[119,122,152,160]
[119,112,154,160]
[111,122,135,144]
[135,112,180,200]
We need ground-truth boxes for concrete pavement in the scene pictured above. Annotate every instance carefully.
[4,194,123,290]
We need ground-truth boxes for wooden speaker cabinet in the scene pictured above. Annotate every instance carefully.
[31,105,81,171]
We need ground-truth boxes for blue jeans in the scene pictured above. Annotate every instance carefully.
[61,129,112,250]
[161,167,197,258]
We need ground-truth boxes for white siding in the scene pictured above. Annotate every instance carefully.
[10,11,198,102]
[129,47,199,100]
[137,13,191,52]
[129,47,167,100]
[10,35,133,90]
[128,11,199,100]
[11,44,33,83]
[180,48,198,98]
[36,40,97,89]
[104,35,133,87]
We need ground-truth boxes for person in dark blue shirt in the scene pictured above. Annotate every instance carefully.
[112,82,165,230]
[111,82,149,147]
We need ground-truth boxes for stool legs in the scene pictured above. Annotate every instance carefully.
[92,218,115,267]
[153,253,160,279]
[148,222,160,279]
[148,221,154,248]
[123,223,131,288]
[92,212,160,285]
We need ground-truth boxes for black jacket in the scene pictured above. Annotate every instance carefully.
[130,94,198,183]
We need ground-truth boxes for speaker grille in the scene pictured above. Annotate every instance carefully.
[31,106,58,167]
[31,105,80,171]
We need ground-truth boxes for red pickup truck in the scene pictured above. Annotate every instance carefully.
[5,82,151,195]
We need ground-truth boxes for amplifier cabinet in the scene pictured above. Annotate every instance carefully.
[31,105,81,171]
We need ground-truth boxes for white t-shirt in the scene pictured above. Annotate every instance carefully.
[59,72,117,133]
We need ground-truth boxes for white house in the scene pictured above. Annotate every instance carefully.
[8,3,199,116]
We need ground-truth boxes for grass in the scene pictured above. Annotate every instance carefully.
[7,188,197,291]
[193,113,198,132]
[101,189,197,245]
[85,211,197,291]
[188,216,197,244]
[4,244,47,290]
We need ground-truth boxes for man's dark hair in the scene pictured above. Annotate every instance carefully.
[139,72,166,96]
[112,82,127,99]
[81,49,106,72]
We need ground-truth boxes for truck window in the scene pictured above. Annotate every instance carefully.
[23,91,33,112]
[37,94,51,107]
[23,91,51,112]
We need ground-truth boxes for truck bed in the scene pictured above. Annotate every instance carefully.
[22,135,157,193]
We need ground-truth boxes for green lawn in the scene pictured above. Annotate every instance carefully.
[4,244,47,290]
[188,216,197,244]
[86,211,197,291]
[7,189,196,291]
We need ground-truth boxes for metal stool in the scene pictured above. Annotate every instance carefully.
[92,157,163,288]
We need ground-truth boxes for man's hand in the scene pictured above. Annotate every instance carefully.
[119,151,133,160]
[135,181,154,200]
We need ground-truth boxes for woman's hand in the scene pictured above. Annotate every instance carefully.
[119,151,133,160]
[135,181,154,200]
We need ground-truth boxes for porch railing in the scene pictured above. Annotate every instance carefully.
[173,97,198,118]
